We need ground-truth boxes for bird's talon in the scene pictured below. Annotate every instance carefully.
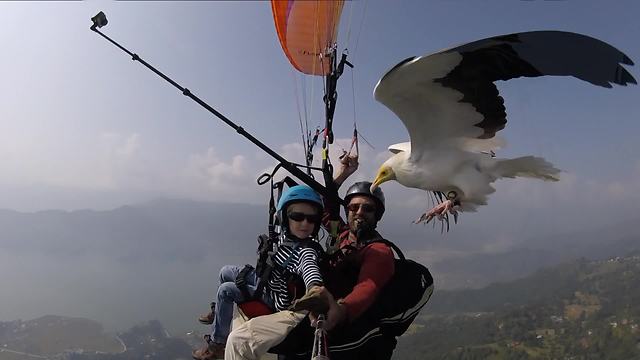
[415,198,462,228]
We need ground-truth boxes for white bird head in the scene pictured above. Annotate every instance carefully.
[370,153,404,192]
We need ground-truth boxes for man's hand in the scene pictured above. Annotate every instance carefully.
[334,153,359,188]
[289,286,329,313]
[306,287,347,331]
[322,298,348,331]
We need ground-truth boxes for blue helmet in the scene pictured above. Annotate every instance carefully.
[277,185,323,212]
[277,185,323,238]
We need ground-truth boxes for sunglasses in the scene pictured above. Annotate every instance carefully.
[288,212,320,223]
[347,203,376,213]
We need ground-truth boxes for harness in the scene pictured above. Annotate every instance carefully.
[236,236,325,318]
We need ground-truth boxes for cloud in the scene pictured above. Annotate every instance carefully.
[85,132,145,190]
[100,132,140,158]
[119,134,140,157]
[0,125,408,210]
[185,147,250,191]
[603,159,640,197]
[178,146,276,204]
[3,125,638,223]
[496,166,640,210]
[280,142,306,164]
[605,182,626,197]
[0,131,144,191]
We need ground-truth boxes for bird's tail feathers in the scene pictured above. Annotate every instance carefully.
[493,156,560,181]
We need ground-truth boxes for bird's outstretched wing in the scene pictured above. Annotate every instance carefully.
[374,31,636,161]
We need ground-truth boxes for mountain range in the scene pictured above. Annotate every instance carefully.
[1,199,638,333]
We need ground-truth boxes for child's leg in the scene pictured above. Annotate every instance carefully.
[219,265,262,300]
[219,265,245,284]
[212,281,246,343]
[224,311,307,360]
[199,265,246,328]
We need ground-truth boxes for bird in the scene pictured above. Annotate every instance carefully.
[369,31,636,226]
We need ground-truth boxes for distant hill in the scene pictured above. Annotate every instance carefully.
[1,199,639,333]
[0,315,122,359]
[66,320,193,360]
[0,315,198,360]
[0,199,267,262]
[5,253,640,359]
[396,253,640,359]
[0,200,266,332]
[429,222,640,289]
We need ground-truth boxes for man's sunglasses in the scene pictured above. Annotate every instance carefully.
[347,203,376,213]
[288,212,320,223]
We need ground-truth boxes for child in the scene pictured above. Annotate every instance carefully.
[192,185,325,360]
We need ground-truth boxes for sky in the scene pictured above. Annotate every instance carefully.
[0,1,638,233]
[0,0,639,333]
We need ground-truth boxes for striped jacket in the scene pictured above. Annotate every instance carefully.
[265,237,323,311]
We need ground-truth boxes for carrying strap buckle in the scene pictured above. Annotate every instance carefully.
[235,264,255,300]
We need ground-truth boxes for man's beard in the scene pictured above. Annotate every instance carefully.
[352,218,376,240]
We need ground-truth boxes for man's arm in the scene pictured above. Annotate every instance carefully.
[333,153,358,188]
[339,243,395,321]
[321,154,359,230]
[311,243,395,330]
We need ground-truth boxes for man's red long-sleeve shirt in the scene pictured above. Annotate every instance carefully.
[335,230,395,321]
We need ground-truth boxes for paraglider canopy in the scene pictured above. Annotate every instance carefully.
[271,0,345,75]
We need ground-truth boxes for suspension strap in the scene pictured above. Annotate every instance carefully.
[321,50,353,247]
[339,124,359,161]
[305,128,321,174]
[323,51,353,145]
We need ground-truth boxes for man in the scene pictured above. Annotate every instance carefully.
[225,155,399,360]
[314,180,394,329]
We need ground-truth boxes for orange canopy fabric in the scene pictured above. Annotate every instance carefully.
[271,0,345,76]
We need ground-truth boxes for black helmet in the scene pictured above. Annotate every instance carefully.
[344,181,385,220]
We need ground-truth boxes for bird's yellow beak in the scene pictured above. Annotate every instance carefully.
[371,166,395,192]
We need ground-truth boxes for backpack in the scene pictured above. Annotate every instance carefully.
[366,239,434,336]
